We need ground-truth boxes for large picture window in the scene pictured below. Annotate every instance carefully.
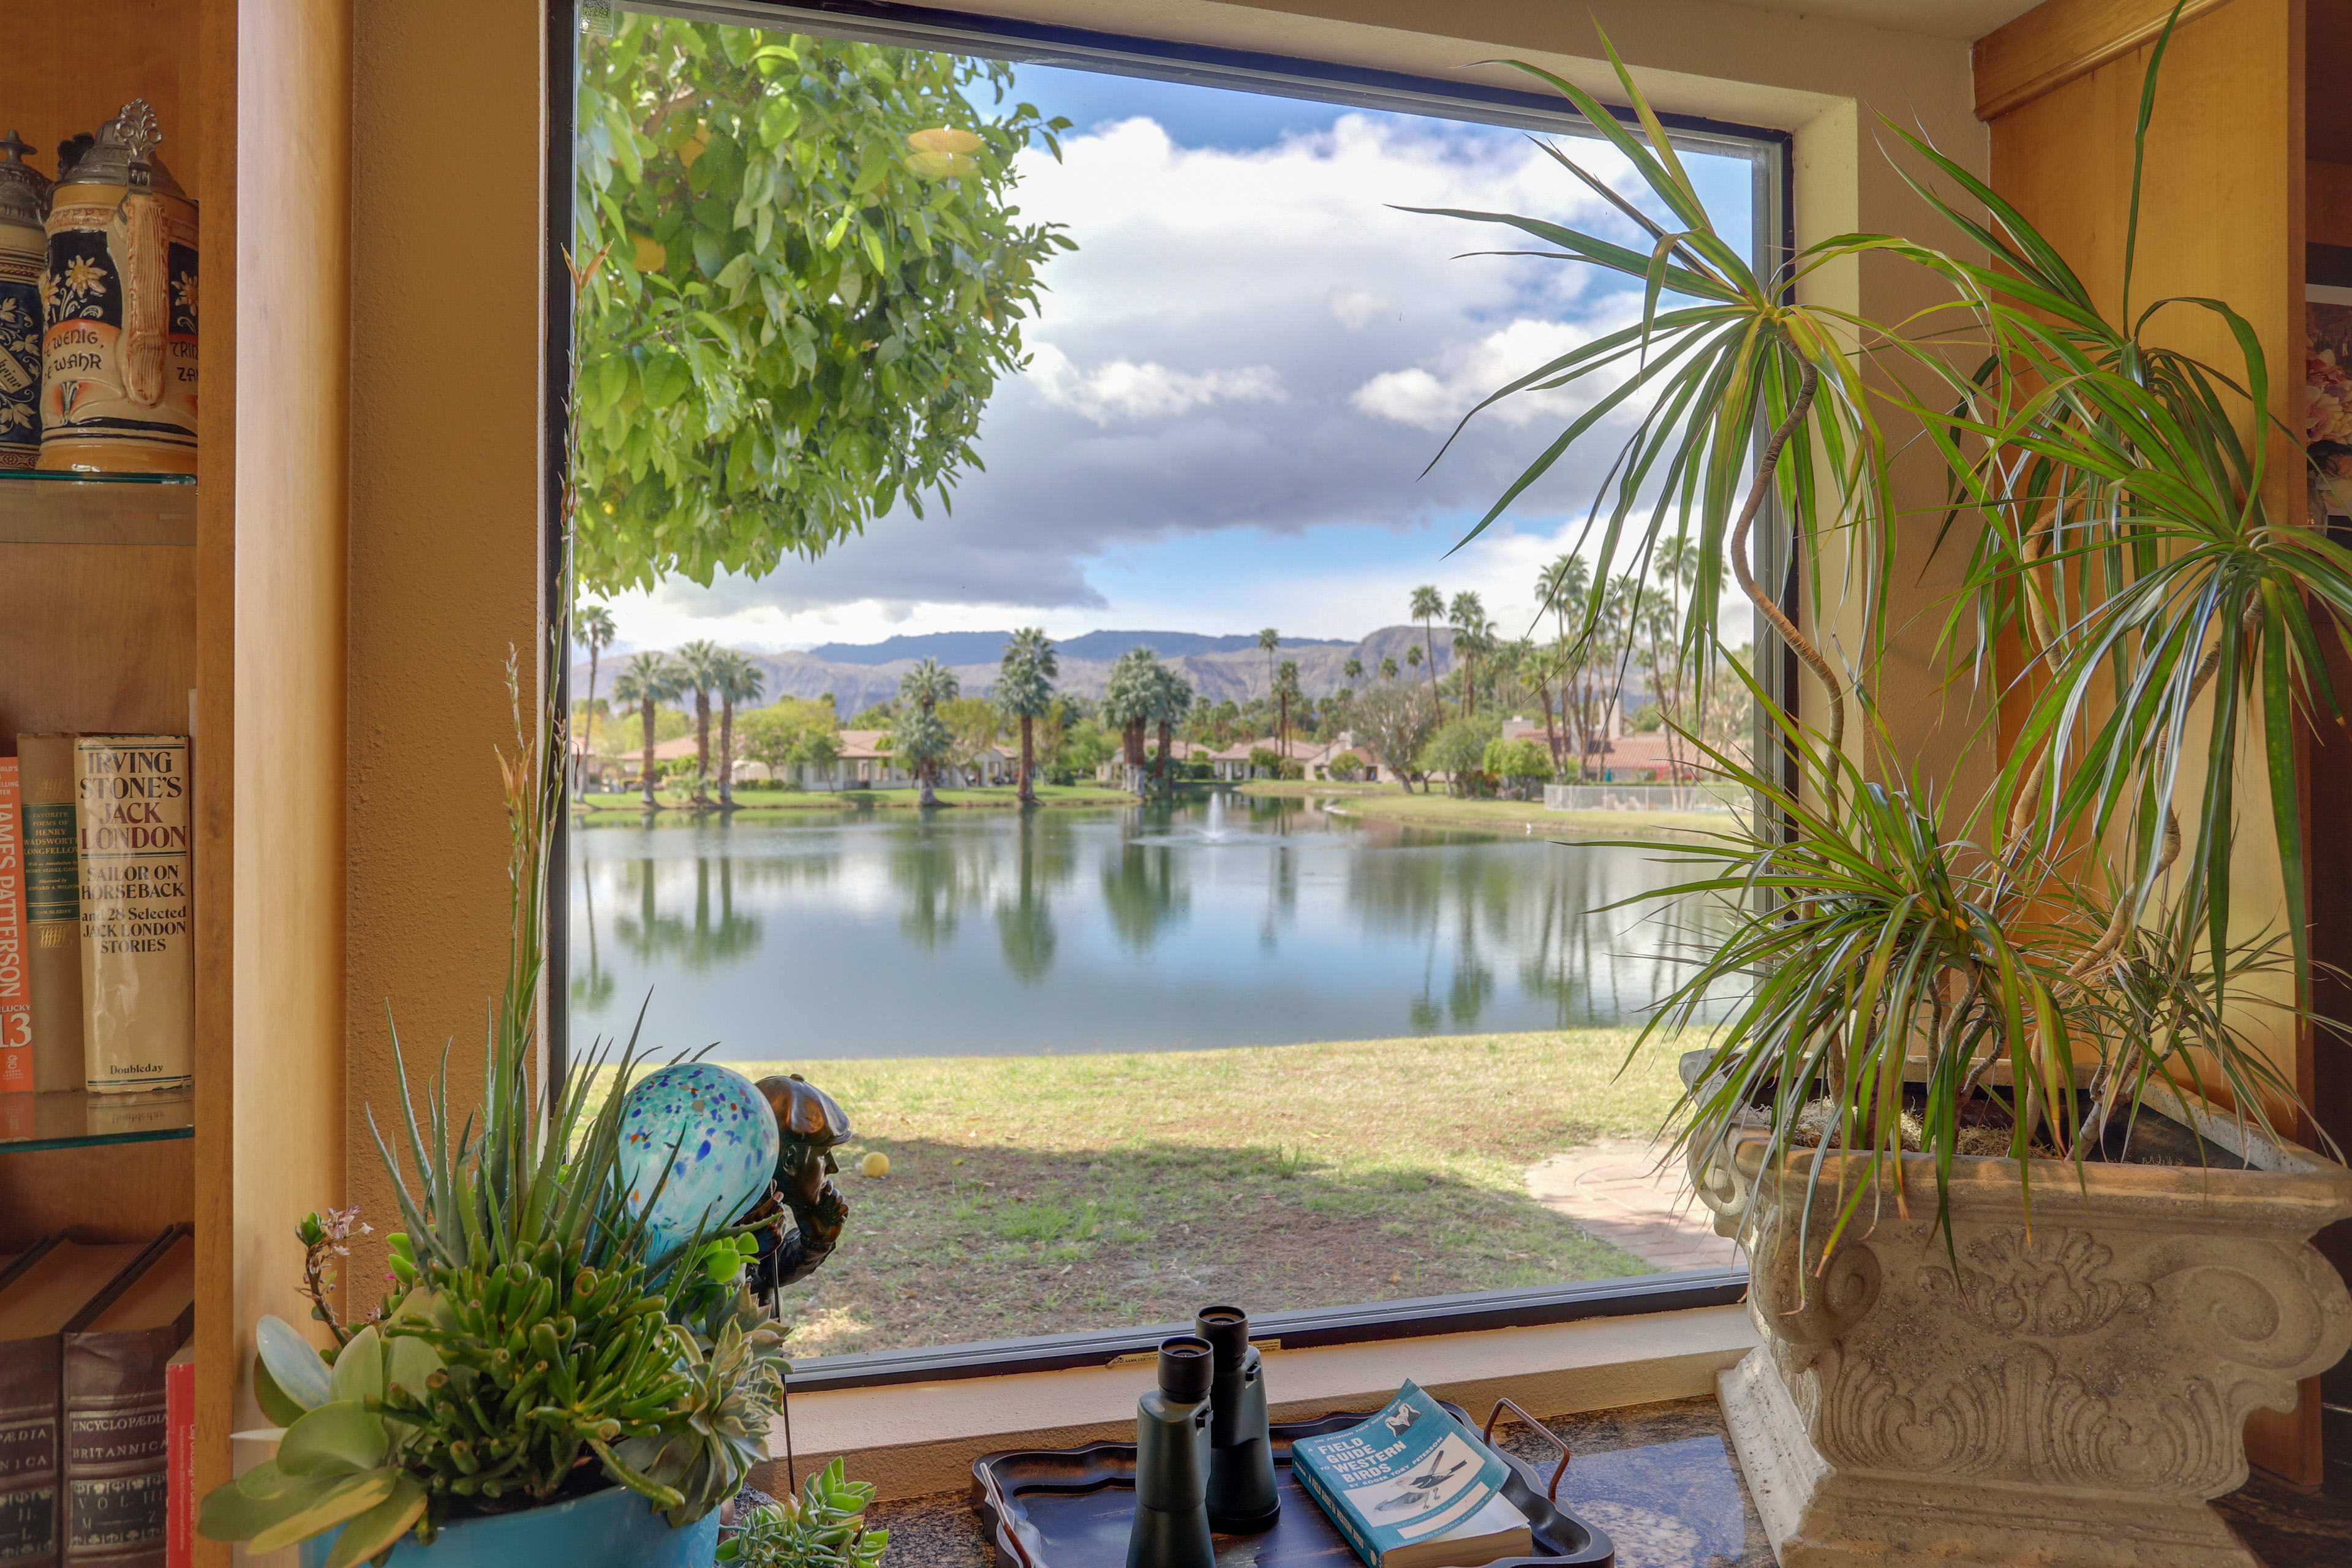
[557,0,1787,1374]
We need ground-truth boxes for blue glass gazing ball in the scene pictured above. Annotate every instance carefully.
[615,1062,780,1257]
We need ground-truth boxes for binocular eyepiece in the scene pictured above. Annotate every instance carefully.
[1125,1308,1281,1568]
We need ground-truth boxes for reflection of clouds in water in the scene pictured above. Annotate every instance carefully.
[567,799,1736,1057]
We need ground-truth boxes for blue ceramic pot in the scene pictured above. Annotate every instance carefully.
[297,1482,720,1568]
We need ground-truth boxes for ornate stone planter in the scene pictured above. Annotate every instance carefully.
[1693,1121,2352,1567]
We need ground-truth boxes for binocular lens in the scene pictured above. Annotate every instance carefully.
[1194,1305,1250,1369]
[1156,1335,1214,1401]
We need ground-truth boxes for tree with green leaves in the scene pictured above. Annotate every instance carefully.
[1343,655,1363,688]
[1257,627,1280,703]
[611,651,685,808]
[713,649,766,809]
[675,639,726,804]
[575,603,618,772]
[574,17,1075,594]
[1449,591,1493,718]
[1148,663,1196,783]
[1273,659,1302,754]
[894,658,959,807]
[1409,586,1446,718]
[738,696,837,783]
[1101,647,1161,770]
[1380,655,1398,682]
[995,627,1058,806]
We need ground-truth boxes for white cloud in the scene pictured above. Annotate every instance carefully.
[1329,289,1390,331]
[1350,314,1635,432]
[1025,343,1287,424]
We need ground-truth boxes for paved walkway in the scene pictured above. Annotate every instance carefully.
[1526,1139,1745,1272]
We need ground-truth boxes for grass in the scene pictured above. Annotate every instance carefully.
[684,1030,1692,1359]
[574,782,1136,814]
[1237,783,1730,842]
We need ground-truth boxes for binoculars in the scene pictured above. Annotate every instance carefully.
[1125,1306,1283,1568]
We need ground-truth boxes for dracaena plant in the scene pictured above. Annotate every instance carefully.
[1422,9,2340,1241]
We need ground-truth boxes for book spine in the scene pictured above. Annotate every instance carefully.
[17,736,81,1095]
[160,1359,187,1568]
[0,759,29,1093]
[1293,1449,1379,1568]
[0,1332,62,1567]
[62,1325,177,1566]
[73,739,192,1095]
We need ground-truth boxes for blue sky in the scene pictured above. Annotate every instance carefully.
[603,62,1755,654]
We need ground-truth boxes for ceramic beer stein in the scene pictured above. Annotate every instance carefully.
[0,130,47,470]
[37,100,198,473]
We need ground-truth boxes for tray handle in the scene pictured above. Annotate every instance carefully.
[1479,1398,1569,1502]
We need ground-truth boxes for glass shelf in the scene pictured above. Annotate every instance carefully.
[0,469,196,545]
[0,1089,194,1153]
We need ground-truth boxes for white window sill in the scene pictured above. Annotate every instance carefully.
[763,1302,1759,1501]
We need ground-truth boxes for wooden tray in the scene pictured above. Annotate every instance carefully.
[970,1400,1613,1568]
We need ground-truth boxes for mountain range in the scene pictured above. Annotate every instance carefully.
[575,625,1457,721]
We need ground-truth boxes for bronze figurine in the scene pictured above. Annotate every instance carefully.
[742,1072,853,1308]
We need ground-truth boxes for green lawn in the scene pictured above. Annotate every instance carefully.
[685,1030,1691,1358]
[573,782,1136,814]
[1237,782,1732,842]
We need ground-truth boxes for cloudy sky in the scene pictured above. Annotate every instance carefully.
[597,65,1756,655]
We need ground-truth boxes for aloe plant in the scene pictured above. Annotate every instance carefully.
[1422,6,2338,1239]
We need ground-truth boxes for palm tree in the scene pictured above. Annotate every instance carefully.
[575,602,617,784]
[1102,648,1160,772]
[1344,656,1363,689]
[713,650,764,810]
[1257,627,1280,704]
[1274,659,1301,758]
[1449,590,1489,717]
[1148,662,1195,783]
[1381,655,1398,682]
[1404,643,1423,690]
[1409,585,1445,718]
[896,657,959,807]
[1537,554,1589,645]
[996,628,1059,807]
[609,652,683,810]
[675,638,725,805]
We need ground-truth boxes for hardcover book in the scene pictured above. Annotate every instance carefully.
[16,736,82,1094]
[0,758,29,1093]
[0,1234,167,1567]
[62,1229,193,1566]
[1289,1383,1531,1568]
[73,738,192,1095]
[160,1347,190,1568]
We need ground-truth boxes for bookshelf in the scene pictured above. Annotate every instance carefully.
[3,2,350,1564]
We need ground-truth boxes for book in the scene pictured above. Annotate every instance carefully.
[16,737,82,1095]
[160,1348,190,1568]
[0,1234,167,1567]
[74,738,192,1095]
[62,1227,192,1565]
[0,759,29,1093]
[1290,1383,1532,1568]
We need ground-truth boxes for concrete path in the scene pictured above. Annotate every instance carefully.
[1526,1139,1745,1272]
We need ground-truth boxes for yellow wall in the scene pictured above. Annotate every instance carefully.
[346,0,546,1251]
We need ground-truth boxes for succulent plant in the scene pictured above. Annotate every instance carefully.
[717,1458,889,1568]
[198,1314,445,1567]
[616,1289,791,1526]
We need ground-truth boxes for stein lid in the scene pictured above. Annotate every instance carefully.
[56,100,185,198]
[0,129,47,227]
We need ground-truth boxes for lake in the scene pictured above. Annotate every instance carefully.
[565,792,1735,1059]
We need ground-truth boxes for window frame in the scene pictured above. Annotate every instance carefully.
[546,0,1790,1390]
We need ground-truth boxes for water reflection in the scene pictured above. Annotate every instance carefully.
[568,794,1733,1058]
